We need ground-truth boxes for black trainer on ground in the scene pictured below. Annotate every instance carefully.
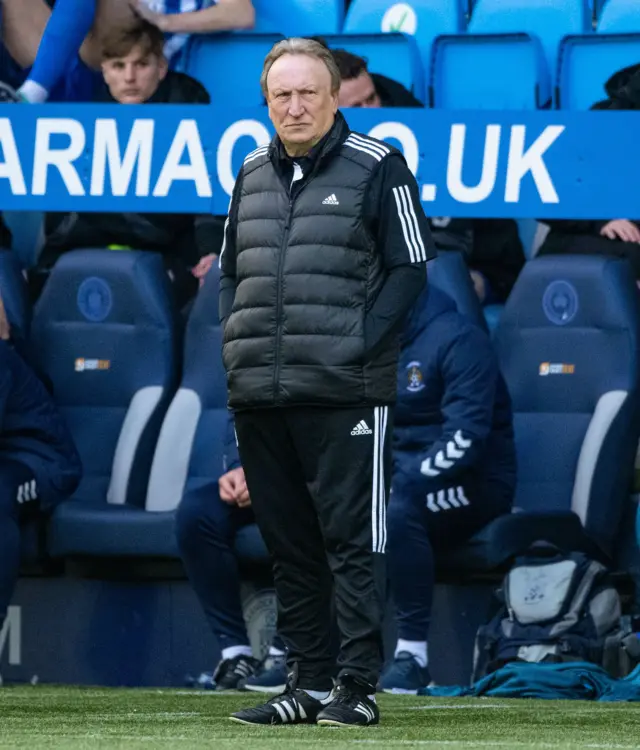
[213,655,260,691]
[316,682,379,727]
[229,687,332,725]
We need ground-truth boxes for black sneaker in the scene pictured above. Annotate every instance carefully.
[230,687,331,725]
[316,683,379,727]
[241,653,287,693]
[213,655,260,691]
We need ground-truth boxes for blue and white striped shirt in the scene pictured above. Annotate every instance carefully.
[141,0,217,61]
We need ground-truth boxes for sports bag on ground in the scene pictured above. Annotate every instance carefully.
[473,543,625,681]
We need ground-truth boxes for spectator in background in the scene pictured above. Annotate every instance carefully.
[382,284,515,693]
[331,47,423,108]
[29,20,219,304]
[538,63,640,279]
[176,415,287,693]
[330,47,525,305]
[0,0,255,103]
[0,296,82,638]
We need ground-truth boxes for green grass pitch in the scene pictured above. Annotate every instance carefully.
[1,686,639,749]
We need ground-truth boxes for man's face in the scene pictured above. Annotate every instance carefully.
[338,71,381,109]
[101,44,168,104]
[267,53,338,156]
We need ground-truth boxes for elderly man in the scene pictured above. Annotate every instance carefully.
[221,38,433,727]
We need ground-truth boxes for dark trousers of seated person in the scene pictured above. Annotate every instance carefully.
[387,483,511,641]
[175,483,284,655]
[539,233,640,279]
[0,458,42,627]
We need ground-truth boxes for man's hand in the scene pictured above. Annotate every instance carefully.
[192,253,217,287]
[130,1,170,31]
[218,467,251,507]
[600,220,640,243]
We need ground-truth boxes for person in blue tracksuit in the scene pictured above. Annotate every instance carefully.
[381,284,516,693]
[175,415,287,692]
[0,307,82,630]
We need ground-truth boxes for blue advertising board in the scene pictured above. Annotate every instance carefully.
[0,104,638,218]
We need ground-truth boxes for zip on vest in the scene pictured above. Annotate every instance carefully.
[273,197,294,401]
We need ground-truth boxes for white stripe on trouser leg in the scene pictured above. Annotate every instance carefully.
[372,408,380,553]
[379,406,388,552]
[371,406,388,553]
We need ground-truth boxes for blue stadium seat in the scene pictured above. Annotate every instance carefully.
[427,250,487,331]
[37,251,179,558]
[558,34,640,109]
[598,0,640,32]
[468,0,591,76]
[322,33,425,103]
[183,33,283,106]
[0,249,30,340]
[443,256,640,571]
[343,0,465,82]
[431,33,549,109]
[251,0,343,34]
[143,265,269,563]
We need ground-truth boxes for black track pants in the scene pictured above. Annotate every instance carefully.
[234,405,392,692]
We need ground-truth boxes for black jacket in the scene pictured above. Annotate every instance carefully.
[220,112,432,410]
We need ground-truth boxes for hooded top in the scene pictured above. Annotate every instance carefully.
[393,285,516,506]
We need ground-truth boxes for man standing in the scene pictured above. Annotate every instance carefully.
[220,38,433,727]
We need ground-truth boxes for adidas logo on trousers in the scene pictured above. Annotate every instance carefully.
[351,420,373,435]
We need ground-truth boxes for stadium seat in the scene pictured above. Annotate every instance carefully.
[598,0,640,32]
[37,250,180,558]
[183,33,283,106]
[427,250,487,331]
[0,249,30,340]
[431,33,549,109]
[468,0,592,77]
[251,0,343,35]
[144,264,269,563]
[557,34,640,109]
[442,256,640,571]
[343,0,465,82]
[322,33,425,103]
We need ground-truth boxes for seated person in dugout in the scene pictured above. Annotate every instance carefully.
[382,284,516,693]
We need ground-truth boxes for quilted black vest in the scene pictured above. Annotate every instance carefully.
[223,122,399,409]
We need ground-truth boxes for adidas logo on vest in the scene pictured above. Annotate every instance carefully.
[351,420,373,436]
[322,193,339,205]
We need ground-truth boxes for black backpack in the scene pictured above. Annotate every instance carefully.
[472,543,628,681]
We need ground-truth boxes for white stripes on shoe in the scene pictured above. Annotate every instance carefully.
[344,133,390,162]
[273,696,307,723]
[392,184,428,263]
[353,701,376,722]
[372,406,389,553]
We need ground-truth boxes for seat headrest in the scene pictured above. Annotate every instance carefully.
[34,249,175,328]
[0,249,30,338]
[499,256,640,332]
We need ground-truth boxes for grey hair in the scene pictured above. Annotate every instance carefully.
[260,37,341,97]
